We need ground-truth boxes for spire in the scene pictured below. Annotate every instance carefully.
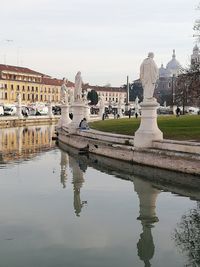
[172,49,176,59]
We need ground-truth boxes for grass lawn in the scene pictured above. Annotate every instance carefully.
[89,115,200,141]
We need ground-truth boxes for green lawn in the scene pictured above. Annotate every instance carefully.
[89,115,200,141]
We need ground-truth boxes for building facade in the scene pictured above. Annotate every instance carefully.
[0,64,74,105]
[0,64,127,108]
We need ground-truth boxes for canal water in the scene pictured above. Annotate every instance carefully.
[0,125,199,267]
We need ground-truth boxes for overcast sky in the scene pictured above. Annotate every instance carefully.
[0,0,199,86]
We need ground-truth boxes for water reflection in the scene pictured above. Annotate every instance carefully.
[173,202,200,266]
[134,178,160,267]
[69,154,87,217]
[59,146,160,265]
[59,143,200,267]
[0,125,55,165]
[0,127,200,266]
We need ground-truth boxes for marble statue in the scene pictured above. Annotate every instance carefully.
[135,96,139,106]
[61,78,68,104]
[99,96,104,108]
[140,52,159,100]
[74,71,83,102]
[17,93,21,105]
[83,90,87,102]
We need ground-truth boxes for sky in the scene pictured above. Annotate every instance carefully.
[0,0,199,86]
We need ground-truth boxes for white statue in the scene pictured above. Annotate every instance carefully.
[17,93,21,106]
[99,96,104,108]
[135,96,139,107]
[69,88,74,104]
[140,52,159,100]
[61,78,68,104]
[83,90,87,102]
[74,71,83,102]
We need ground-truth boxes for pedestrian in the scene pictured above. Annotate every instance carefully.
[135,112,138,119]
[176,107,181,117]
[128,109,131,119]
[79,118,90,130]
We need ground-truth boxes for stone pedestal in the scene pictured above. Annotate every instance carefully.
[84,104,90,121]
[48,102,53,118]
[69,102,88,133]
[134,99,163,148]
[57,104,71,129]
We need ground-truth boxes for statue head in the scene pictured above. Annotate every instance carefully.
[148,52,154,58]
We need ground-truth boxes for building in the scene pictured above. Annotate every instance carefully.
[155,49,181,105]
[0,64,74,105]
[0,64,127,108]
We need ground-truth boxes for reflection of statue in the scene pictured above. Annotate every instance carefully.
[74,71,83,102]
[140,52,159,100]
[60,78,68,104]
[137,223,155,267]
[69,156,87,217]
[134,177,160,267]
[60,150,68,188]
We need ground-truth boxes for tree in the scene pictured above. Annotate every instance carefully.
[87,89,98,105]
[172,203,200,266]
[174,66,200,113]
[123,80,143,102]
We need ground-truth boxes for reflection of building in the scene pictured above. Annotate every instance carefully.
[133,177,161,267]
[69,156,87,217]
[0,125,55,163]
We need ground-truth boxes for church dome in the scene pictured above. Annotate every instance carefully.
[166,49,181,76]
[193,44,199,53]
[159,64,170,78]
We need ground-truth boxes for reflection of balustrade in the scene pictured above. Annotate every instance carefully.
[0,125,55,163]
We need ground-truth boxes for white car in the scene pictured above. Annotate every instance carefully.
[4,106,17,116]
[0,106,4,116]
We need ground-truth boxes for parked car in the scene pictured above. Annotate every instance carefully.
[52,106,61,115]
[0,106,4,116]
[3,105,17,116]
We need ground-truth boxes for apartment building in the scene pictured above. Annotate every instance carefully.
[0,64,73,105]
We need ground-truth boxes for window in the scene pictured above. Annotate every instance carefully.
[4,84,7,89]
[40,95,43,101]
[11,84,14,90]
[36,87,38,92]
[27,86,30,91]
[22,86,25,91]
[22,94,25,100]
[32,86,34,92]
[17,85,20,91]
[5,92,7,99]
[27,94,30,100]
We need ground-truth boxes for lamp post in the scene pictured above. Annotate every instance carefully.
[171,74,175,114]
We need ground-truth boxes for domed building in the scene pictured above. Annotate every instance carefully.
[156,50,181,106]
[191,44,200,65]
[166,49,181,77]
